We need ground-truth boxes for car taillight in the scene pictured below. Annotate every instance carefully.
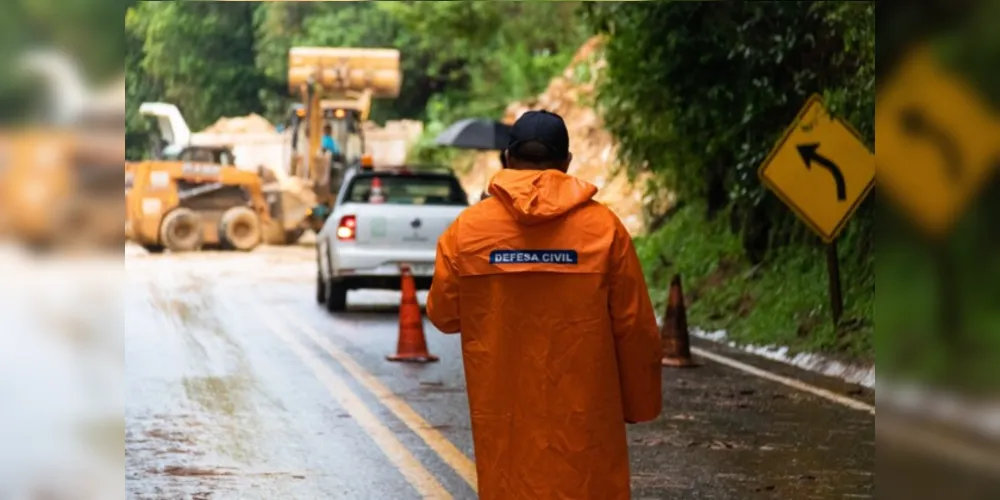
[336,215,356,241]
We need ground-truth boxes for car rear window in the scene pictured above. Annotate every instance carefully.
[346,174,468,206]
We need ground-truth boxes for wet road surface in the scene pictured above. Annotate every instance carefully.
[126,244,874,499]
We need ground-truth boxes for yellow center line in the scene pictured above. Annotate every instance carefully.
[255,308,453,500]
[278,307,479,493]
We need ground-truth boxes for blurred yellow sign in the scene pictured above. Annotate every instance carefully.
[758,95,875,243]
[876,46,1000,239]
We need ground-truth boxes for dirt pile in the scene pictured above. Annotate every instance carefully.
[462,36,649,234]
[200,114,276,135]
[364,119,424,167]
[193,114,423,172]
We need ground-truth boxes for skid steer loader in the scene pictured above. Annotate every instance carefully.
[134,102,308,249]
[126,148,276,253]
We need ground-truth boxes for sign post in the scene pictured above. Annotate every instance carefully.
[826,241,844,326]
[876,45,1000,346]
[758,94,875,327]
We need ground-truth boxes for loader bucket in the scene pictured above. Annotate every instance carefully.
[288,47,402,98]
[262,176,317,242]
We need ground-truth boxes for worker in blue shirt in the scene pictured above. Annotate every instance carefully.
[321,125,341,156]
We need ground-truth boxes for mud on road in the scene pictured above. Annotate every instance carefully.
[125,244,874,499]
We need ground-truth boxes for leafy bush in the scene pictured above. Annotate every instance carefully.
[588,1,875,359]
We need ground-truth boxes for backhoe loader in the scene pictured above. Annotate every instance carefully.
[283,47,403,230]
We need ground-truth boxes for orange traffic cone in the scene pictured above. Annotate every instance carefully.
[369,176,386,204]
[387,265,439,363]
[662,274,699,368]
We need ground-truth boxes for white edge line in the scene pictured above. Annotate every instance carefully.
[878,417,1000,476]
[691,346,876,415]
[279,307,480,491]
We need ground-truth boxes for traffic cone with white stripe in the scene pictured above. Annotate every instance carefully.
[369,176,386,204]
[387,265,439,363]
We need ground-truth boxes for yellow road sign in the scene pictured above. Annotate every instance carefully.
[758,95,875,243]
[876,45,1000,239]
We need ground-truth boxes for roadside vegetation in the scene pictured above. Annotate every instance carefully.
[121,2,1000,388]
[586,2,876,363]
[126,1,589,162]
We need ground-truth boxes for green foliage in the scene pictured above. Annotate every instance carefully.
[1,0,127,124]
[125,8,153,161]
[131,1,264,131]
[876,184,1000,391]
[588,1,875,258]
[588,1,875,361]
[126,1,588,163]
[17,0,125,82]
[637,203,873,361]
[934,0,1000,110]
[384,1,589,163]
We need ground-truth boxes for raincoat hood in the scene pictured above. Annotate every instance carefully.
[488,169,598,225]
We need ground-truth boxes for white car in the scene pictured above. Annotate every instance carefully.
[316,166,469,311]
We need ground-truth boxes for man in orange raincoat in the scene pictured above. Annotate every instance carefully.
[427,110,662,500]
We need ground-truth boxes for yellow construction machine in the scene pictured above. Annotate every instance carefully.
[126,150,277,253]
[0,52,124,252]
[125,47,404,250]
[282,47,402,231]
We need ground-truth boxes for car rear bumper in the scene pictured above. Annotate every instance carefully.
[330,244,436,282]
[335,275,433,291]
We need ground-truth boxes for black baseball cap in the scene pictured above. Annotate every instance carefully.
[506,110,570,162]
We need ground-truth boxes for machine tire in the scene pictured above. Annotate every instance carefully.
[142,244,165,254]
[159,208,203,253]
[325,280,348,313]
[220,207,262,251]
[316,272,327,305]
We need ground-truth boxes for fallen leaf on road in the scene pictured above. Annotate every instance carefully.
[669,414,697,421]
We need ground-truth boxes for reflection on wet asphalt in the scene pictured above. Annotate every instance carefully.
[126,244,874,499]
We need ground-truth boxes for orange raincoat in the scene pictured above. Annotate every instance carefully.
[427,169,662,500]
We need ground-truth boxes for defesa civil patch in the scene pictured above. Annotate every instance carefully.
[489,250,578,265]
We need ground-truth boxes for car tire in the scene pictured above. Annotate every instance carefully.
[220,207,262,251]
[160,208,203,253]
[325,280,348,313]
[316,271,327,305]
[142,244,165,254]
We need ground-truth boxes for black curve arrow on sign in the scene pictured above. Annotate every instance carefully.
[797,143,847,201]
[900,107,962,181]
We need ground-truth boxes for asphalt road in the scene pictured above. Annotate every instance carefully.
[125,244,875,499]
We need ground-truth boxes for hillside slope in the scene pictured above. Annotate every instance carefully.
[460,36,650,235]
